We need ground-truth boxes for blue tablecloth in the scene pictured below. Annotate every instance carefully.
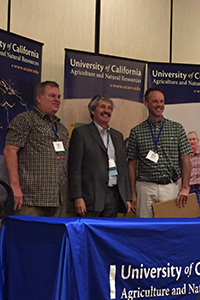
[1,215,200,300]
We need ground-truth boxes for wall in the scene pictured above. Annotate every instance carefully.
[0,0,7,30]
[173,0,200,64]
[100,0,171,62]
[9,0,96,118]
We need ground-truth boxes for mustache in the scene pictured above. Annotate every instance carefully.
[101,111,111,117]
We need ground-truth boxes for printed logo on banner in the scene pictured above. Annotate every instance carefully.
[148,63,200,105]
[109,262,200,299]
[64,50,146,102]
[0,29,42,155]
[62,218,200,300]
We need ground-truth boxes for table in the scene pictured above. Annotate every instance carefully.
[1,215,200,300]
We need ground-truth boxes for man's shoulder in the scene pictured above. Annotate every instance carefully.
[70,123,92,140]
[58,122,69,137]
[110,127,123,138]
[73,123,91,133]
[58,120,68,130]
[12,110,33,119]
[163,118,186,134]
[9,110,35,126]
[131,119,148,132]
[164,118,183,128]
[190,148,200,157]
[193,147,200,155]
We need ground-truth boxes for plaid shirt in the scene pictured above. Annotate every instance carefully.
[189,147,200,185]
[127,117,192,182]
[5,107,68,207]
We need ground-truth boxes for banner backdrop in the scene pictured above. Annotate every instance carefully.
[148,63,200,138]
[0,29,42,154]
[64,50,145,101]
[63,50,146,139]
[0,30,42,180]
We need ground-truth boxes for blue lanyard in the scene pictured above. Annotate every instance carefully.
[149,124,163,150]
[52,124,58,140]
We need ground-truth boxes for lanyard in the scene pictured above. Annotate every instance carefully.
[106,130,110,151]
[101,129,110,151]
[149,124,163,150]
[52,124,58,140]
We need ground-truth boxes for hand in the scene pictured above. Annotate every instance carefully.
[131,193,137,213]
[126,201,132,214]
[75,198,87,216]
[176,187,190,208]
[11,184,23,210]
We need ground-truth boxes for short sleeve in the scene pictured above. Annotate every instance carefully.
[5,112,33,148]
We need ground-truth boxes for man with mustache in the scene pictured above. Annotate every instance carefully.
[68,95,132,217]
[4,81,69,217]
[127,87,192,218]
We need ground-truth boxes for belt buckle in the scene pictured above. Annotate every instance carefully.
[157,179,171,184]
[163,179,171,184]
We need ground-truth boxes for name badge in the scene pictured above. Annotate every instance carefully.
[146,150,159,163]
[109,158,118,176]
[53,141,66,159]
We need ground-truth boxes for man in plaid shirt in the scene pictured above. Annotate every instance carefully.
[127,87,192,218]
[188,131,200,208]
[4,81,69,217]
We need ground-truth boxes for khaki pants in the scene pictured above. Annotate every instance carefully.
[14,205,61,217]
[135,181,179,218]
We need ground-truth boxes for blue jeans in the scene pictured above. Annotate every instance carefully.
[190,185,200,207]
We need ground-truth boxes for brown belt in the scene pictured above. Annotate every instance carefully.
[152,179,174,185]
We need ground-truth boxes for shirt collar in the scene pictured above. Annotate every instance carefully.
[93,121,110,134]
[34,107,60,123]
[191,146,200,156]
[147,116,165,127]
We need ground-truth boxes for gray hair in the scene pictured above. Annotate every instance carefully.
[188,131,198,139]
[88,95,114,119]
